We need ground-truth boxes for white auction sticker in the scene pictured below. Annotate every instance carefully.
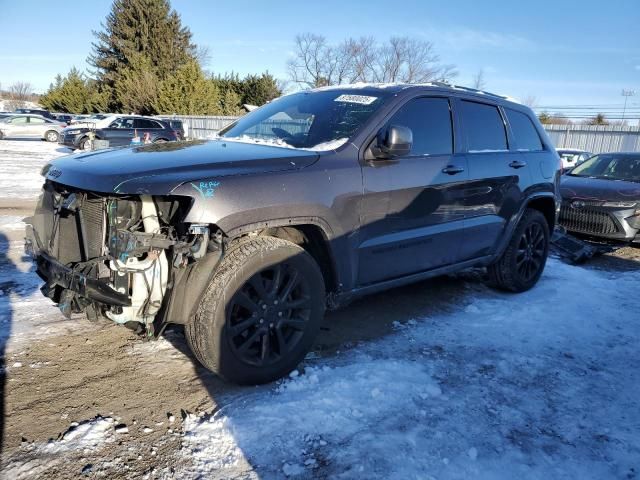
[334,94,378,105]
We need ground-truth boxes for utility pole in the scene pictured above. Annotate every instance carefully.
[621,89,635,123]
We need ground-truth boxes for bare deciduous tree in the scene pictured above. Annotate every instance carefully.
[472,69,486,90]
[195,45,211,68]
[521,95,537,108]
[7,81,34,110]
[287,33,457,88]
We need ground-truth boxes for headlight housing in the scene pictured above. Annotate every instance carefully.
[65,129,82,135]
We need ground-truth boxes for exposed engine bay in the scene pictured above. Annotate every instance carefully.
[25,181,222,336]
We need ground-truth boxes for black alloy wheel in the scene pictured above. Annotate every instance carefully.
[516,222,546,283]
[227,263,312,367]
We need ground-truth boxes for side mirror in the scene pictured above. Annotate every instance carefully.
[372,125,413,159]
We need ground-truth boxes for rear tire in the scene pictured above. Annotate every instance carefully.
[186,236,325,385]
[45,130,59,142]
[488,209,549,292]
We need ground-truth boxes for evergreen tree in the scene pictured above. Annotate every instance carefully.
[39,68,102,113]
[114,54,159,115]
[89,0,195,109]
[239,73,281,106]
[154,60,220,115]
[218,88,243,116]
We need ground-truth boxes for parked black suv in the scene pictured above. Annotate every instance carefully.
[15,108,53,119]
[26,84,560,384]
[59,115,178,150]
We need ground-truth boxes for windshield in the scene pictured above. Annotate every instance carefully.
[219,89,391,150]
[570,154,640,182]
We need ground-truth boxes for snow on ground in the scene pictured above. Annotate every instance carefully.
[0,140,88,345]
[0,136,639,479]
[0,139,71,199]
[0,215,25,231]
[3,417,117,479]
[176,259,640,479]
[0,240,89,346]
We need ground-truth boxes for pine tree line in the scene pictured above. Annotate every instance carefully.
[40,0,280,115]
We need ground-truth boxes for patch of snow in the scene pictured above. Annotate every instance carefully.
[0,216,25,233]
[0,140,72,199]
[219,135,348,152]
[176,259,640,479]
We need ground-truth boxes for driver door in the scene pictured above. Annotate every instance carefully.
[357,96,469,285]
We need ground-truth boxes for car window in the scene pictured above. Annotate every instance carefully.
[134,118,161,129]
[109,118,135,129]
[460,101,508,152]
[505,108,542,151]
[29,117,46,124]
[220,89,392,149]
[570,154,640,181]
[10,116,28,124]
[385,97,453,156]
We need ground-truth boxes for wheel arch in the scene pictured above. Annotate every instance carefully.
[227,219,340,297]
[492,193,557,261]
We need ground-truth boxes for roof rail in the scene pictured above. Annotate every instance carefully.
[449,84,509,100]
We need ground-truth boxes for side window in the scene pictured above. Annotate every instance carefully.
[29,117,46,124]
[460,101,507,152]
[386,97,453,156]
[11,116,28,124]
[110,118,135,129]
[134,119,159,129]
[505,108,543,151]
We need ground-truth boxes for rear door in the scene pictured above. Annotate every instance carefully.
[358,96,469,285]
[134,118,164,141]
[455,99,531,260]
[28,116,48,136]
[100,117,135,146]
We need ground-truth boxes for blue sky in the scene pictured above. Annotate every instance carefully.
[1,0,639,111]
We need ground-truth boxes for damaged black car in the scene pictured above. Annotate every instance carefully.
[25,84,559,384]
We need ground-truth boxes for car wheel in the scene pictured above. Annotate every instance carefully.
[45,130,59,142]
[487,208,549,292]
[186,236,326,385]
[79,137,91,151]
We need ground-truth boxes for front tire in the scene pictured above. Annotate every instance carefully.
[79,137,91,151]
[186,236,326,385]
[488,209,549,292]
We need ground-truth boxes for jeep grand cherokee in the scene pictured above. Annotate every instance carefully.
[26,83,560,384]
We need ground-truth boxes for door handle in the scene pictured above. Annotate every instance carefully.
[442,165,465,175]
[509,160,527,169]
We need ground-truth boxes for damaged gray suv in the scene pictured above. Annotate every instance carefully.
[26,84,560,384]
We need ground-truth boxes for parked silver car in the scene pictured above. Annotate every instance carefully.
[0,114,65,142]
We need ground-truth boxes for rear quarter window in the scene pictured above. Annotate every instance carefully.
[505,108,543,151]
[460,100,508,152]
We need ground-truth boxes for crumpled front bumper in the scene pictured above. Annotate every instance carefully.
[25,225,131,308]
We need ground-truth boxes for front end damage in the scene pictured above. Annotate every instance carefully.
[25,181,223,336]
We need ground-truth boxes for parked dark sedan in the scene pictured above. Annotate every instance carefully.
[559,152,640,243]
[59,115,178,150]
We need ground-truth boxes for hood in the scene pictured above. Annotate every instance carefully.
[560,175,640,202]
[45,139,320,195]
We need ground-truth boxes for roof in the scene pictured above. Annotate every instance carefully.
[309,82,521,104]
